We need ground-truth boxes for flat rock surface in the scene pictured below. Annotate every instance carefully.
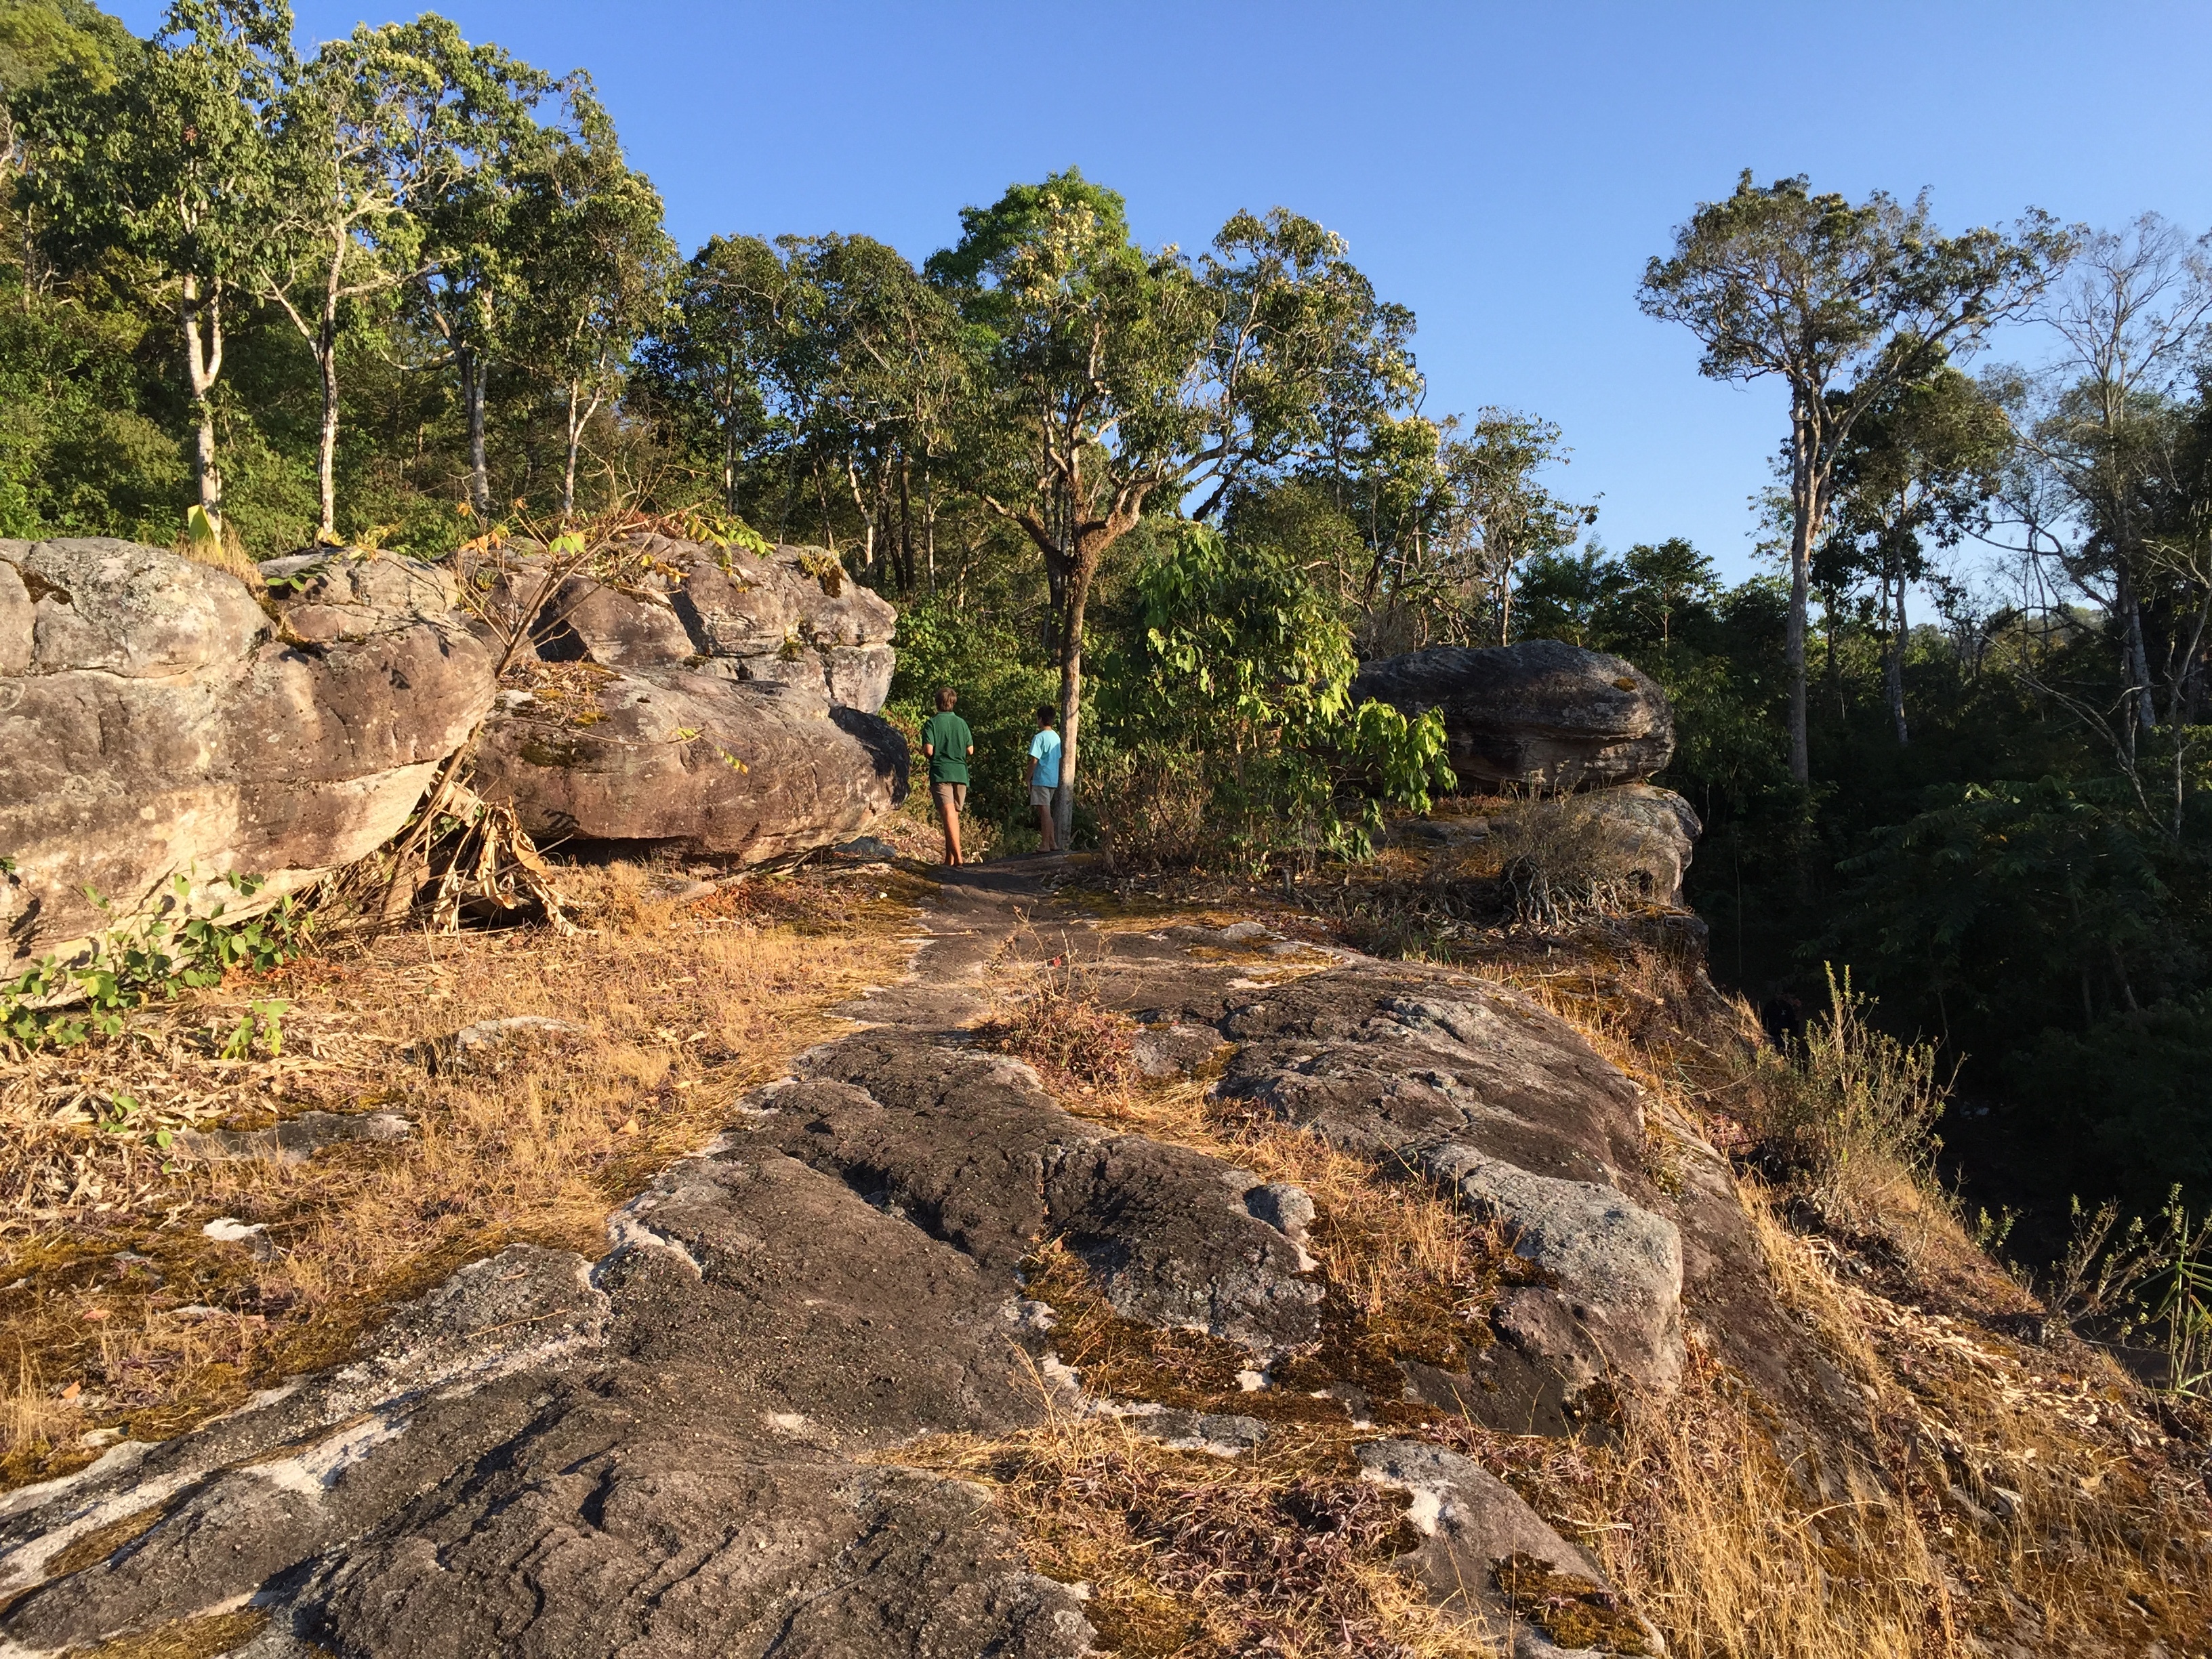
[0,862,1788,1658]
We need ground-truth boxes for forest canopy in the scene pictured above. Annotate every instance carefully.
[5,0,2211,1233]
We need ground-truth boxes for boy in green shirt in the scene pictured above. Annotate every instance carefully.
[918,687,975,866]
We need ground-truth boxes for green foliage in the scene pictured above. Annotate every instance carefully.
[1092,521,1453,872]
[0,872,309,1052]
[884,598,1059,833]
[2009,996,2212,1214]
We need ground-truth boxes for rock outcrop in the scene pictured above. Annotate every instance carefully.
[1576,780,1702,905]
[1353,638,1674,790]
[466,537,907,857]
[2,541,496,970]
[1,536,911,966]
[0,863,1816,1657]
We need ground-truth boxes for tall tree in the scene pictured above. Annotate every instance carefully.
[23,0,291,529]
[2022,214,2212,737]
[636,232,808,521]
[391,18,554,521]
[1443,409,1594,645]
[1822,365,2011,743]
[930,173,1402,839]
[260,24,412,538]
[1640,172,2068,781]
[509,83,670,518]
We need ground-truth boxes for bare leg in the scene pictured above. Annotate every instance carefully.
[942,802,964,865]
[1034,802,1057,853]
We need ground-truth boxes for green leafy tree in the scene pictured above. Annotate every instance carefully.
[23,0,292,529]
[508,84,670,518]
[1640,172,2068,782]
[638,232,813,522]
[1822,367,2013,742]
[262,22,424,537]
[388,20,555,520]
[930,173,1406,839]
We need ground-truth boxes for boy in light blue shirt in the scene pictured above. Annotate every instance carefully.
[1027,704,1061,855]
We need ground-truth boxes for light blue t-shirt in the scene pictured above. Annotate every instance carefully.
[1028,728,1062,788]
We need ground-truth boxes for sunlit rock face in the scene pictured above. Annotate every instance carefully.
[1351,638,1675,791]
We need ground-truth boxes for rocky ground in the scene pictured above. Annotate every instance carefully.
[1,855,2207,1658]
[0,859,1738,1658]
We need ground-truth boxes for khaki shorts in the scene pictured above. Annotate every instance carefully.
[931,781,967,814]
[1029,784,1054,808]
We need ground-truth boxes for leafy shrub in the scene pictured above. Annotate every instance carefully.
[1,872,310,1052]
[885,599,1061,836]
[1091,523,1455,874]
[2007,994,2212,1213]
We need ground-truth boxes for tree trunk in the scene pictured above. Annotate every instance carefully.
[1887,572,1909,745]
[2123,575,2156,734]
[463,349,490,518]
[1054,558,1092,846]
[315,317,341,541]
[897,458,915,595]
[1786,407,1815,783]
[179,274,225,522]
[563,387,581,520]
[1823,588,1846,721]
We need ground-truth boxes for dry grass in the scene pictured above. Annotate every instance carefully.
[62,1607,269,1658]
[0,860,916,1489]
[975,886,2212,1658]
[1434,926,2211,1658]
[906,1408,1490,1659]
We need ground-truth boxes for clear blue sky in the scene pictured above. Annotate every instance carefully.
[112,1,2212,579]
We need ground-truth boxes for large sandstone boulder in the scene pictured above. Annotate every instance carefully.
[499,535,898,714]
[1578,781,1701,905]
[1,541,496,970]
[473,674,905,861]
[1352,638,1673,790]
[466,536,908,861]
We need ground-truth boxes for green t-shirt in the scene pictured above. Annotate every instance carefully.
[920,712,973,785]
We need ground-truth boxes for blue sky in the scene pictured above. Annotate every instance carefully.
[115,1,2212,579]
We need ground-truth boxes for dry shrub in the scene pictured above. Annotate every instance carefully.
[1483,794,1647,928]
[977,959,1138,1089]
[1091,745,1214,873]
[176,516,261,588]
[0,861,910,1488]
[1736,966,1950,1237]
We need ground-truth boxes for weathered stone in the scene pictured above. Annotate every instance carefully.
[1357,1440,1661,1654]
[1351,639,1674,790]
[742,1037,1324,1354]
[1422,1143,1684,1394]
[651,535,897,711]
[471,669,906,863]
[1570,783,1702,905]
[827,641,896,713]
[1,541,497,970]
[1214,964,1687,1394]
[540,571,700,670]
[176,1110,413,1164]
[0,1165,1092,1659]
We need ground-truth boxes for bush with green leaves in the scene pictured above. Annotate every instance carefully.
[884,599,1063,836]
[1091,522,1454,873]
[0,871,309,1052]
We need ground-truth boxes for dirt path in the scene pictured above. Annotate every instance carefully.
[0,859,1740,1658]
